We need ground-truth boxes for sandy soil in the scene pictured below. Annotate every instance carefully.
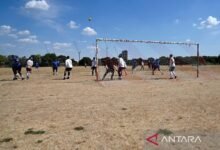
[0,66,219,150]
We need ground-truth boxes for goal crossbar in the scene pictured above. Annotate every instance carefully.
[96,38,198,46]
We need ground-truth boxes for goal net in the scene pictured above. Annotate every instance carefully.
[95,38,200,81]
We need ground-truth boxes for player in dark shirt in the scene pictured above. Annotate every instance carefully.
[11,55,24,80]
[52,60,60,75]
[152,59,163,75]
[102,58,116,80]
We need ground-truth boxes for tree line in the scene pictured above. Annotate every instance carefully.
[0,53,220,67]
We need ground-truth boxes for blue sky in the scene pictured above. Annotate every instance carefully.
[0,0,220,60]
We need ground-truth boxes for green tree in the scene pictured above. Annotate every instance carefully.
[159,56,168,65]
[71,58,78,66]
[57,55,67,64]
[78,57,92,66]
[6,55,15,67]
[203,56,218,64]
[41,53,57,66]
[218,55,220,64]
[31,54,41,63]
[20,56,27,67]
[0,55,7,67]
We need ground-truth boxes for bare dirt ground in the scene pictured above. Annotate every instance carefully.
[0,66,220,150]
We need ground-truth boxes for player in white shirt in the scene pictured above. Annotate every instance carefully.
[118,54,126,80]
[140,60,145,70]
[63,56,73,80]
[169,54,177,79]
[91,57,97,76]
[91,57,99,81]
[26,57,33,79]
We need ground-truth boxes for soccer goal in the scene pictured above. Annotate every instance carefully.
[95,38,200,80]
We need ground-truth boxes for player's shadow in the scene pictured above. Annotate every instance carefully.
[52,78,64,80]
[51,78,94,84]
[83,75,94,76]
[0,79,14,82]
[150,77,168,80]
[100,78,120,82]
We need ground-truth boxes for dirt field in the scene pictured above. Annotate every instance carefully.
[0,66,220,150]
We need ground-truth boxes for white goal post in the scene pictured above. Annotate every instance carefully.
[95,38,200,78]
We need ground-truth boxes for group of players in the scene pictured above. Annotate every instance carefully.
[11,54,177,81]
[11,55,33,80]
[11,55,73,81]
[91,54,177,80]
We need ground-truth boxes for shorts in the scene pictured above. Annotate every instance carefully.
[107,68,114,73]
[152,65,160,70]
[53,67,58,72]
[91,66,97,70]
[12,66,22,74]
[65,68,72,72]
[26,68,32,72]
[118,67,125,73]
[169,66,175,71]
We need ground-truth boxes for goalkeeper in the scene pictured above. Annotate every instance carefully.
[102,58,116,80]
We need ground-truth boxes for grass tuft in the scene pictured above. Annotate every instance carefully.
[13,145,18,149]
[24,128,45,135]
[157,129,173,135]
[36,140,43,143]
[74,126,84,131]
[0,137,13,143]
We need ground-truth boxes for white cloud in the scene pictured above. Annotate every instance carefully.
[43,19,63,32]
[192,23,197,27]
[17,35,38,44]
[25,0,50,11]
[82,27,97,36]
[1,25,37,41]
[185,39,197,43]
[0,43,16,48]
[18,30,31,35]
[0,25,12,34]
[29,35,37,39]
[196,16,220,29]
[68,20,80,29]
[44,41,51,44]
[77,40,87,43]
[186,39,191,42]
[206,16,220,26]
[22,1,72,32]
[18,38,38,44]
[53,42,72,50]
[8,34,18,39]
[87,45,96,50]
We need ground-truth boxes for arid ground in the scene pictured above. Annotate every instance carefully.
[0,66,220,150]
